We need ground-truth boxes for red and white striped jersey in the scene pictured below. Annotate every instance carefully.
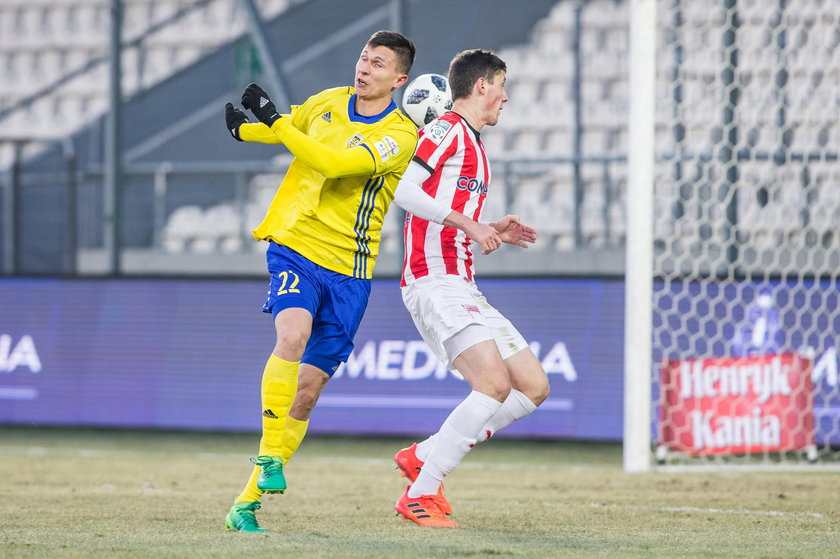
[401,112,490,286]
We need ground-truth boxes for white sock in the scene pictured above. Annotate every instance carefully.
[408,391,502,498]
[414,435,435,462]
[414,389,537,460]
[476,389,538,443]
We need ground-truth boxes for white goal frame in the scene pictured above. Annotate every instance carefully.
[623,0,656,473]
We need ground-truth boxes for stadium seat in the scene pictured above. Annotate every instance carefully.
[511,177,556,250]
[538,179,574,249]
[0,0,303,144]
[206,203,243,253]
[545,0,576,28]
[162,205,204,253]
[807,161,840,233]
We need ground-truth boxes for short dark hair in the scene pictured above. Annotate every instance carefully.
[448,49,507,100]
[366,30,416,74]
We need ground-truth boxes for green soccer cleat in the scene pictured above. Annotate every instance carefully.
[251,455,286,494]
[225,501,266,532]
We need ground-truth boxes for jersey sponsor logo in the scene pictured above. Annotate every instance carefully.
[426,120,451,144]
[383,136,400,157]
[374,140,392,162]
[346,133,365,148]
[456,176,488,195]
[321,111,332,123]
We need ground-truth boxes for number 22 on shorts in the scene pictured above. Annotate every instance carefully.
[275,270,301,295]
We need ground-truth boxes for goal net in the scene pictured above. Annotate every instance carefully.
[628,0,840,468]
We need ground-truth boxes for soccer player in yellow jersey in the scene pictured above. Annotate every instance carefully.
[221,31,507,532]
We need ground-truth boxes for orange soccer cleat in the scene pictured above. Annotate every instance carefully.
[393,443,453,515]
[393,443,423,481]
[395,486,459,528]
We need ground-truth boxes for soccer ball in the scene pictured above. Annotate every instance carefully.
[401,73,453,128]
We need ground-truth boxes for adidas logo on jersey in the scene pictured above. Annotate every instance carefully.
[260,96,269,108]
[321,112,332,123]
[263,408,278,419]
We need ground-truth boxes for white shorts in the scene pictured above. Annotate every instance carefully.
[401,275,529,369]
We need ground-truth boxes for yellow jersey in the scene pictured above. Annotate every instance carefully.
[242,86,417,279]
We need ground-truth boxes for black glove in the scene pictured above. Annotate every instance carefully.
[225,102,249,141]
[241,83,281,127]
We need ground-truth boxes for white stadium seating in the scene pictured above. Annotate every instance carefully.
[0,0,295,168]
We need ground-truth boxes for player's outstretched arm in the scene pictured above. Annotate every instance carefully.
[225,101,285,144]
[490,215,537,248]
[266,121,376,178]
[238,82,378,178]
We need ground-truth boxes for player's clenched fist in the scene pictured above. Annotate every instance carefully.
[225,102,249,141]
[241,83,281,127]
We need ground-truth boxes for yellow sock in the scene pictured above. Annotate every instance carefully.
[259,354,299,457]
[279,417,310,463]
[235,354,299,503]
[235,466,263,503]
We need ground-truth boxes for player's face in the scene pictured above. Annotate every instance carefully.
[482,71,508,126]
[355,45,407,102]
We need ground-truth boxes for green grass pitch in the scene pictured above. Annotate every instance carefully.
[1,426,838,558]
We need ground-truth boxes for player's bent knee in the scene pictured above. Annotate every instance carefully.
[519,375,550,406]
[501,381,513,400]
[485,379,512,402]
[274,330,309,357]
[532,380,550,406]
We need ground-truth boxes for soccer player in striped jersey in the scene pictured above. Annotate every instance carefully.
[221,32,505,533]
[392,49,550,527]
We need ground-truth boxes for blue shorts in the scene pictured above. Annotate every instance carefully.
[262,243,371,376]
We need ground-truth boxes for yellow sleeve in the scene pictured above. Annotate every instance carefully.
[239,121,285,144]
[265,117,376,179]
[259,116,416,178]
[358,126,417,176]
[239,101,304,144]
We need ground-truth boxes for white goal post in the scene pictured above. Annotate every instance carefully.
[624,0,656,473]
